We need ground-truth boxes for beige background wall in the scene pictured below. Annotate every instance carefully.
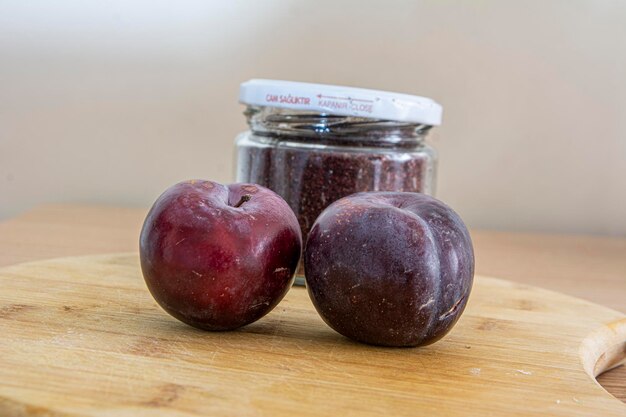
[1,1,625,235]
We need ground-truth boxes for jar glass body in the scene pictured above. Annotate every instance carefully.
[235,106,438,276]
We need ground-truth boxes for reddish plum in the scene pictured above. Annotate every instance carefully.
[140,180,301,331]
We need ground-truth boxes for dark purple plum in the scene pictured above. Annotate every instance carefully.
[304,192,474,347]
[140,180,302,331]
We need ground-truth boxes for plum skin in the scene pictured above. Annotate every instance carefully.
[140,180,302,331]
[304,192,474,347]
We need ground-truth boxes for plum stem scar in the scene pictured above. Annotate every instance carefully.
[234,195,252,208]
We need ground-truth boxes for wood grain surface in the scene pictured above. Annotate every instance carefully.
[0,204,624,406]
[0,254,625,417]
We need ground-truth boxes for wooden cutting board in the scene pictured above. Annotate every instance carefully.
[0,254,624,417]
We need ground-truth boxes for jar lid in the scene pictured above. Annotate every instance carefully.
[239,79,442,126]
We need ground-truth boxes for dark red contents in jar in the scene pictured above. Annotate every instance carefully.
[238,145,433,275]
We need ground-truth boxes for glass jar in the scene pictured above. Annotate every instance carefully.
[235,80,442,281]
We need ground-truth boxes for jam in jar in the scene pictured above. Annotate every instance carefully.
[236,80,442,281]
